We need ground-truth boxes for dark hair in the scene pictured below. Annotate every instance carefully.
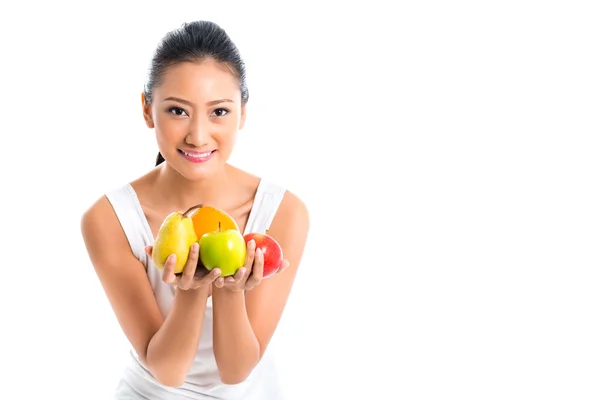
[145,20,249,166]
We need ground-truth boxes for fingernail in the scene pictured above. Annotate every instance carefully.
[192,243,199,252]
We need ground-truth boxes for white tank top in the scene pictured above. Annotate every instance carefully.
[105,178,287,400]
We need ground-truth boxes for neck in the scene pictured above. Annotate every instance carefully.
[153,163,232,209]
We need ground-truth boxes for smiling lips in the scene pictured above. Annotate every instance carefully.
[179,149,216,163]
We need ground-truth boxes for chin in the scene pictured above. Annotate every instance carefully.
[172,160,225,182]
[185,169,221,181]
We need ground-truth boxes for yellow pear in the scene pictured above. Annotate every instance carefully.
[152,204,202,274]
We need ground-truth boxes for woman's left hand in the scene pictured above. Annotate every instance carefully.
[214,239,289,291]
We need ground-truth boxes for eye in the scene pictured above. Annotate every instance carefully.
[211,108,229,117]
[167,107,189,117]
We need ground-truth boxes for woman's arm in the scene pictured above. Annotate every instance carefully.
[211,287,260,384]
[80,195,211,387]
[211,191,310,384]
[145,286,210,386]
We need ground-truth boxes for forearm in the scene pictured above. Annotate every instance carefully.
[145,287,210,386]
[211,288,260,384]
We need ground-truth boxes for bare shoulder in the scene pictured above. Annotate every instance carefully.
[277,188,309,224]
[80,177,151,272]
[80,190,145,284]
[269,186,310,267]
[81,169,157,250]
[80,193,124,261]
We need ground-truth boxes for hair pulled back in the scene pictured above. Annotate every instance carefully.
[144,21,249,166]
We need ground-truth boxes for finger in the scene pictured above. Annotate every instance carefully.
[181,243,200,285]
[247,248,264,288]
[234,267,247,283]
[223,267,245,283]
[215,277,225,288]
[144,245,153,257]
[201,268,221,284]
[276,260,290,274]
[244,240,256,270]
[161,254,177,284]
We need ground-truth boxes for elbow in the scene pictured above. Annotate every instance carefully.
[217,359,258,385]
[218,369,252,385]
[155,375,186,388]
[141,358,187,388]
[215,344,261,385]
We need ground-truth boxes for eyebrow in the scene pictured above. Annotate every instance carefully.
[163,97,235,106]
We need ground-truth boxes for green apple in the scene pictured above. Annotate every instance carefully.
[199,227,247,277]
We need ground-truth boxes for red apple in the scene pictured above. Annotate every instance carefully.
[243,232,283,279]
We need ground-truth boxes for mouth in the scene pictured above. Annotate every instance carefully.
[178,149,216,163]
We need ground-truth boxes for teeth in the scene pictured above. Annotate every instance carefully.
[183,150,212,158]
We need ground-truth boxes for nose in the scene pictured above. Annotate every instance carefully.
[185,116,210,147]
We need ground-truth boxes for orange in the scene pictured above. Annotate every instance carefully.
[191,205,240,238]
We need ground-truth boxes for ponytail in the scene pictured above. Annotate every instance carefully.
[155,152,165,166]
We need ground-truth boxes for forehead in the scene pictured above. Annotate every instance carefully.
[155,59,241,101]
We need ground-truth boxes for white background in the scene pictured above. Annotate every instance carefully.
[1,1,599,399]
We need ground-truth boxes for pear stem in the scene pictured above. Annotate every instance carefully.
[183,204,203,218]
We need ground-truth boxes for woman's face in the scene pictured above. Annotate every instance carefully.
[143,59,246,180]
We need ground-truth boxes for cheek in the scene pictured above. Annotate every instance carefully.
[212,118,240,143]
[155,114,188,141]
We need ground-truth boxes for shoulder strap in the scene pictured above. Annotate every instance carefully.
[244,179,287,235]
[105,184,154,264]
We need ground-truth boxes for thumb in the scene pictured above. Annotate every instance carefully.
[144,245,153,256]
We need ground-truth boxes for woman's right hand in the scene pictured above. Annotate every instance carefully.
[144,243,222,290]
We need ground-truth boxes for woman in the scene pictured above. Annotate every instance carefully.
[80,20,309,399]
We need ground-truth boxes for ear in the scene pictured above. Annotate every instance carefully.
[141,92,155,128]
[239,104,247,130]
